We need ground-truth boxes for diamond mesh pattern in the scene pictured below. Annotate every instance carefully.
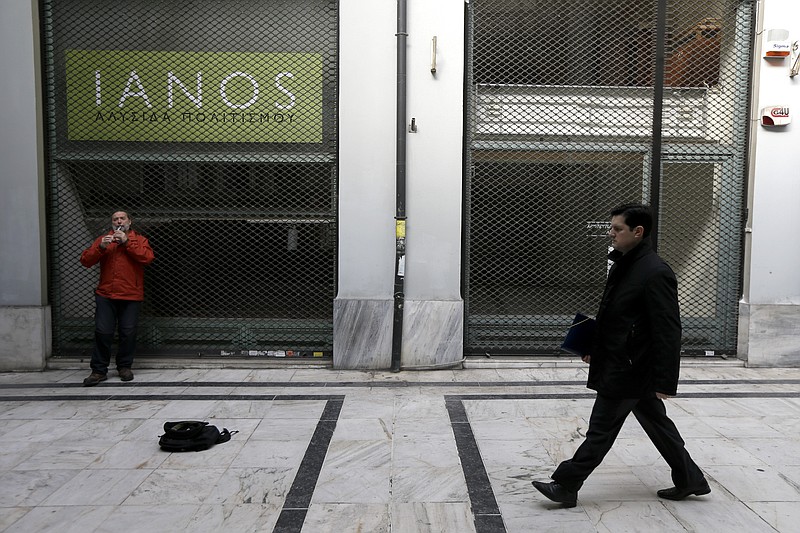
[465,0,754,355]
[44,0,337,357]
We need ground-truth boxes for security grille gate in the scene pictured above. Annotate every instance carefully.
[464,0,755,355]
[43,0,338,358]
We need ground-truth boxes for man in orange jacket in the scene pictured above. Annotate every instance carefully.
[80,211,155,386]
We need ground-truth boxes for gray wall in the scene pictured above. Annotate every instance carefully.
[738,1,800,367]
[334,0,464,369]
[0,0,49,370]
[3,0,800,369]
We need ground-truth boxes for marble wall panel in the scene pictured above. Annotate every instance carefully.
[333,298,393,369]
[333,298,464,370]
[742,304,800,367]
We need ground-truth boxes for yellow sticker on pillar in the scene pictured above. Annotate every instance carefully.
[396,220,406,239]
[65,49,323,143]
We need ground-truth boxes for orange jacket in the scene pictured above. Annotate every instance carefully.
[80,229,155,301]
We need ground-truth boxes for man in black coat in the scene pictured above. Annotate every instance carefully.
[532,203,709,508]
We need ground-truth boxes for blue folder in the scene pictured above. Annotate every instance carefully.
[560,313,596,356]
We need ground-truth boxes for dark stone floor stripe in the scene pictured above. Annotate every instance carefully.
[446,397,506,533]
[0,393,344,533]
[0,394,343,402]
[444,389,799,533]
[272,508,308,533]
[1,390,797,404]
[2,378,799,390]
[2,387,798,533]
[473,514,508,533]
[447,391,800,400]
[277,398,343,533]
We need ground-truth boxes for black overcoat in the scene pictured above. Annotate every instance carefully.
[587,240,682,398]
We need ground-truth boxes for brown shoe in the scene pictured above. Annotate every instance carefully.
[118,368,134,382]
[83,372,107,387]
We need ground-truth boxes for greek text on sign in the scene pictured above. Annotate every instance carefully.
[586,220,612,237]
[66,50,323,143]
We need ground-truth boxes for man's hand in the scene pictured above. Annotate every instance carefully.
[656,392,673,400]
[100,234,114,249]
[581,355,591,364]
[113,229,128,245]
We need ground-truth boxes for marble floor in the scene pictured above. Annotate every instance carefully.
[1,362,799,532]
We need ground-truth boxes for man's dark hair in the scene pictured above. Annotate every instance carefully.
[611,203,653,238]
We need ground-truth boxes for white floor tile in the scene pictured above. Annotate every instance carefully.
[1,366,800,532]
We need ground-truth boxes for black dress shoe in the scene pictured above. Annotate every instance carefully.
[657,481,711,501]
[532,481,578,508]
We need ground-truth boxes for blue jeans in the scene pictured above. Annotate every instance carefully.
[90,294,141,375]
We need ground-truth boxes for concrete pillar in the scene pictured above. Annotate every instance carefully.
[0,0,49,371]
[334,0,464,369]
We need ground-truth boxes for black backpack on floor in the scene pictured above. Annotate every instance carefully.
[158,420,235,452]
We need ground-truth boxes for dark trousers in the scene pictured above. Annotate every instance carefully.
[552,394,705,492]
[90,294,141,375]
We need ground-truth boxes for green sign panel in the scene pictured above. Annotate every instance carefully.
[66,50,323,143]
